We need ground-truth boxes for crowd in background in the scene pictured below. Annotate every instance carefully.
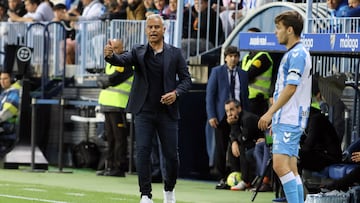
[0,0,359,57]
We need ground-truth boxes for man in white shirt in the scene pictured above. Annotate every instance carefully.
[62,0,105,21]
[8,0,54,22]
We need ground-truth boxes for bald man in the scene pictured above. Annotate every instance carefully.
[97,39,133,177]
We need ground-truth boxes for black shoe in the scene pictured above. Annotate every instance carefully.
[96,169,107,176]
[215,179,230,190]
[105,169,126,177]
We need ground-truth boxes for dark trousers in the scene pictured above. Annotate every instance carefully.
[104,112,128,171]
[134,111,179,198]
[151,135,165,178]
[254,141,271,176]
[214,116,240,180]
[249,97,268,118]
[239,147,256,183]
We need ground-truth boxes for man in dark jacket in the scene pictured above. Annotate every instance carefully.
[104,14,191,203]
[225,99,264,191]
[206,46,249,189]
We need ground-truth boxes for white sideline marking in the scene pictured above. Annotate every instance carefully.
[23,188,47,192]
[0,194,68,203]
[109,197,129,201]
[65,192,85,196]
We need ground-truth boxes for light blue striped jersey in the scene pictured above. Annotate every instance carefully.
[272,42,312,129]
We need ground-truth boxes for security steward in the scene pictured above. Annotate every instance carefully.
[97,39,133,177]
[241,27,273,117]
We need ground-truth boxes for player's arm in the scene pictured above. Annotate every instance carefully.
[258,84,296,131]
[267,84,297,115]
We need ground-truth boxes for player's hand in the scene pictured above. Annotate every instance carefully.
[258,112,272,131]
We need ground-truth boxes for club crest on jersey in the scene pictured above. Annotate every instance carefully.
[292,52,299,58]
[283,132,291,143]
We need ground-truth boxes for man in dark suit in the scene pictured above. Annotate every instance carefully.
[104,14,192,203]
[206,45,249,189]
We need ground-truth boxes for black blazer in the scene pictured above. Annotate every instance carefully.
[105,43,192,119]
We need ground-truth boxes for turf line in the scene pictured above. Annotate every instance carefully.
[0,194,68,203]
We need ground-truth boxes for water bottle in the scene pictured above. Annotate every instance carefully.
[265,129,272,145]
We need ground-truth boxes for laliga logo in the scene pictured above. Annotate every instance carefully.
[300,38,313,49]
[17,47,32,62]
[339,34,358,51]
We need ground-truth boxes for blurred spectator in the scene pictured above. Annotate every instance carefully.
[347,0,360,16]
[67,0,83,16]
[8,0,54,22]
[53,3,67,21]
[7,0,27,20]
[317,0,350,32]
[144,0,168,17]
[61,0,105,21]
[241,0,271,16]
[349,0,360,8]
[184,0,193,8]
[182,0,224,57]
[52,3,76,65]
[164,0,177,19]
[211,0,241,35]
[144,0,156,17]
[0,3,8,21]
[100,0,127,20]
[58,0,105,66]
[153,0,168,17]
[65,0,79,11]
[126,0,146,20]
[327,0,349,17]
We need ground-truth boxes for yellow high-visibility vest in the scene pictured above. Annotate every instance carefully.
[98,63,133,108]
[242,52,273,99]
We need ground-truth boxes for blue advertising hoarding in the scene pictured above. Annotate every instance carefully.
[238,32,360,53]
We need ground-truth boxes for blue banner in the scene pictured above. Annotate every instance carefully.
[238,32,360,53]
